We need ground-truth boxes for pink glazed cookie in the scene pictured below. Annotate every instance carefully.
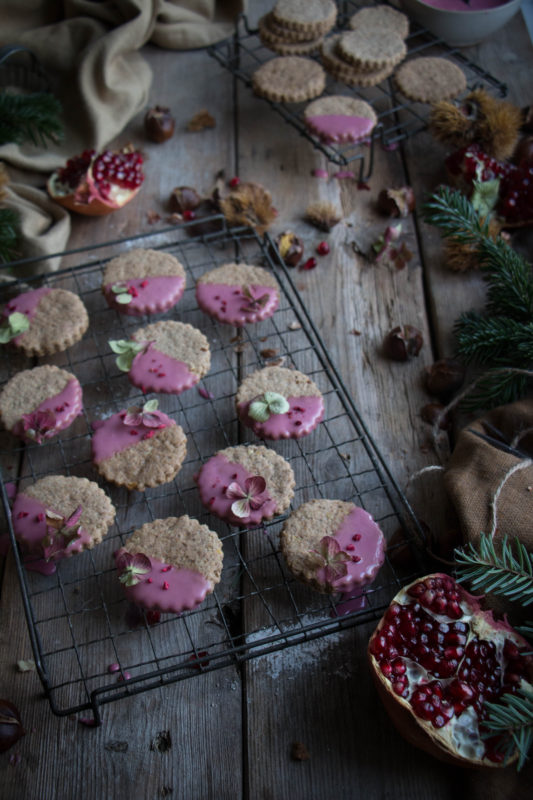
[12,475,115,574]
[303,95,377,144]
[102,248,186,316]
[115,516,223,614]
[0,365,83,444]
[280,498,386,594]
[195,444,295,528]
[109,319,210,395]
[236,366,324,440]
[91,399,187,490]
[196,263,280,326]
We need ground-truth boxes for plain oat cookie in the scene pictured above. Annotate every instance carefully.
[348,5,410,38]
[280,498,386,594]
[272,0,337,34]
[394,57,467,103]
[319,35,395,88]
[115,516,224,614]
[337,28,407,71]
[252,56,326,103]
[195,444,295,527]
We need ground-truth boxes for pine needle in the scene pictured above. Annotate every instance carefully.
[455,534,533,606]
[0,207,19,263]
[0,91,63,147]
[482,689,533,771]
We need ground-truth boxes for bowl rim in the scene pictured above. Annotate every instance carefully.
[404,0,521,15]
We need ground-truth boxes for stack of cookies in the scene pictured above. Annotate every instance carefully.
[320,4,410,88]
[258,0,337,55]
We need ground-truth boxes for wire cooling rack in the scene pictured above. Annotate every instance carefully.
[0,218,428,724]
[208,1,507,178]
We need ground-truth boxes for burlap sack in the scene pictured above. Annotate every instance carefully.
[444,398,533,551]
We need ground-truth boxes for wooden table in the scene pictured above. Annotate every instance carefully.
[1,4,532,798]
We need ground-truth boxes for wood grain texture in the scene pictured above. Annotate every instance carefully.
[1,5,532,799]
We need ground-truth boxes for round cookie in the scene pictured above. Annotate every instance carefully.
[195,444,295,528]
[260,11,327,42]
[110,320,210,395]
[320,35,394,88]
[303,95,377,144]
[348,5,409,38]
[336,28,407,71]
[115,516,223,613]
[92,399,187,491]
[0,365,83,444]
[272,0,337,34]
[0,287,89,357]
[252,56,326,104]
[236,366,324,440]
[280,498,386,594]
[259,17,324,56]
[12,475,115,569]
[102,248,186,316]
[394,57,468,104]
[196,263,279,326]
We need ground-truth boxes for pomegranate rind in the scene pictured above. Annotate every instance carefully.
[368,572,532,768]
[47,172,141,217]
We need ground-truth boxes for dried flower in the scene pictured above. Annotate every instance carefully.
[312,536,350,589]
[21,408,56,444]
[41,505,83,561]
[377,186,416,218]
[186,110,216,132]
[240,285,270,313]
[249,392,289,423]
[225,476,267,518]
[372,224,413,270]
[123,399,166,428]
[116,551,152,587]
[0,312,29,344]
[305,202,341,232]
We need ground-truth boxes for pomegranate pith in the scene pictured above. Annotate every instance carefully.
[368,573,532,767]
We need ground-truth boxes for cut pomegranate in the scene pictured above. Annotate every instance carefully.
[47,145,144,216]
[445,144,512,193]
[368,573,532,767]
[497,163,533,226]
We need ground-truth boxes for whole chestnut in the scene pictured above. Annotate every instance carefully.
[144,105,175,143]
[383,325,423,361]
[424,358,465,401]
[169,186,202,214]
[0,699,25,753]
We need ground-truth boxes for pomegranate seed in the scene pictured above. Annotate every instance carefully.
[300,257,317,271]
[352,534,361,542]
[183,209,196,221]
[381,662,393,677]
[229,177,240,187]
[162,581,169,590]
[316,241,330,256]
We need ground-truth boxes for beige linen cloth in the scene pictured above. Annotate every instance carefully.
[0,0,244,269]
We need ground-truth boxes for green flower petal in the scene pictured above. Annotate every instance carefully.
[249,399,270,423]
[115,293,132,304]
[143,399,159,412]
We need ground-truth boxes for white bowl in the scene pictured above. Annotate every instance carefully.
[400,0,523,47]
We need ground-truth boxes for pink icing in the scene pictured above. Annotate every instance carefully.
[196,454,276,527]
[11,493,92,562]
[317,506,385,592]
[115,551,211,613]
[128,343,199,395]
[3,287,51,343]
[306,115,376,144]
[332,591,367,617]
[312,168,329,178]
[103,275,185,316]
[12,378,83,443]
[334,170,356,180]
[91,409,174,463]
[237,395,324,440]
[196,283,279,326]
[421,0,507,8]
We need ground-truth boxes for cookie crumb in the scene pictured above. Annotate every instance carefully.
[291,741,310,761]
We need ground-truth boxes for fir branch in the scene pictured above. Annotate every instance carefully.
[458,369,530,411]
[482,688,533,771]
[455,313,533,365]
[422,186,489,242]
[517,621,533,641]
[0,207,19,263]
[455,534,533,606]
[0,92,63,147]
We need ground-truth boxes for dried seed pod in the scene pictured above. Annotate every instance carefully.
[305,202,341,232]
[377,186,416,218]
[144,106,175,143]
[383,325,423,361]
[424,358,465,401]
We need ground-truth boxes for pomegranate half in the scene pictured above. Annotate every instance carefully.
[47,146,144,216]
[368,573,532,767]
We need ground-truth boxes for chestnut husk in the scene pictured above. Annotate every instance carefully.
[377,186,416,218]
[383,325,423,361]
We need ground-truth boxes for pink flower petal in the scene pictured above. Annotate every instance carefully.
[231,498,251,518]
[226,482,246,500]
[244,476,266,497]
[123,408,143,427]
[65,505,82,529]
[142,410,166,427]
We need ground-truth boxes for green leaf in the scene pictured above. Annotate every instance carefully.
[0,311,30,343]
[249,399,269,422]
[109,339,145,371]
[116,353,133,372]
[143,399,159,412]
[115,293,132,304]
[109,339,131,354]
[264,391,290,415]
